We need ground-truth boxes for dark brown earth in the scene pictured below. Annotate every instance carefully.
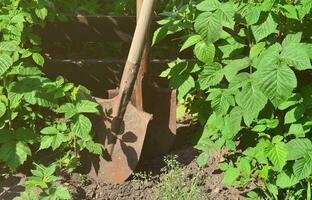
[0,124,254,200]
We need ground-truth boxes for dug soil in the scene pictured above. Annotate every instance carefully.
[0,124,255,200]
[65,124,255,200]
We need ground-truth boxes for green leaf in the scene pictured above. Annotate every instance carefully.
[293,153,312,180]
[0,142,31,169]
[281,5,298,19]
[194,41,215,63]
[180,35,202,52]
[260,0,276,11]
[253,43,281,69]
[207,89,234,116]
[251,14,278,43]
[40,127,65,151]
[236,82,267,126]
[76,100,99,114]
[0,54,13,76]
[280,43,312,70]
[288,124,305,138]
[222,166,240,185]
[282,33,302,47]
[276,172,298,189]
[286,139,312,160]
[14,191,38,200]
[278,93,302,110]
[71,114,92,140]
[284,105,305,124]
[56,103,76,119]
[250,42,266,60]
[0,102,6,118]
[85,141,103,155]
[194,12,222,44]
[196,0,221,11]
[223,58,250,82]
[32,53,44,66]
[41,186,71,200]
[216,1,237,28]
[35,7,48,20]
[265,139,288,171]
[255,63,297,107]
[170,74,195,101]
[198,63,223,90]
[222,106,242,139]
[244,6,261,25]
[0,41,20,52]
[197,152,209,167]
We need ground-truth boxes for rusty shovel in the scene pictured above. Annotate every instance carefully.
[108,0,177,159]
[82,0,155,183]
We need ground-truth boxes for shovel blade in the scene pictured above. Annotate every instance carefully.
[81,97,152,183]
[108,85,177,158]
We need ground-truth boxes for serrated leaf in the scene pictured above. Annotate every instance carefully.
[207,89,234,116]
[0,41,20,52]
[288,124,305,138]
[253,43,281,69]
[216,1,237,28]
[85,141,103,155]
[196,0,221,11]
[39,134,64,151]
[222,106,242,139]
[244,6,261,25]
[281,5,298,19]
[266,141,288,171]
[194,41,215,63]
[286,139,312,160]
[170,74,195,101]
[35,7,48,20]
[276,172,298,189]
[223,58,250,82]
[199,63,223,90]
[293,153,312,180]
[197,152,209,167]
[180,35,202,52]
[260,0,276,11]
[236,82,267,126]
[0,102,6,118]
[32,53,44,66]
[284,105,305,124]
[282,33,302,47]
[194,12,222,44]
[0,54,13,76]
[0,142,31,169]
[76,100,99,114]
[280,43,312,70]
[251,14,278,43]
[255,63,297,107]
[41,186,71,200]
[278,93,302,110]
[71,114,92,140]
[56,103,76,119]
[222,167,240,185]
[250,42,266,60]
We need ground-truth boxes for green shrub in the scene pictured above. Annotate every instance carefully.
[154,0,312,198]
[0,0,103,171]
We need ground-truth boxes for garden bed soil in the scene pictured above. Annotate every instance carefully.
[0,124,255,200]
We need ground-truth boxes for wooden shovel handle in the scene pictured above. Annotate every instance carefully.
[113,0,155,119]
[133,0,151,110]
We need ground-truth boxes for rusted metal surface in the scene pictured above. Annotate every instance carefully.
[81,97,152,183]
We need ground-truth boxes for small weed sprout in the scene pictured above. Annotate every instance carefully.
[157,155,203,200]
